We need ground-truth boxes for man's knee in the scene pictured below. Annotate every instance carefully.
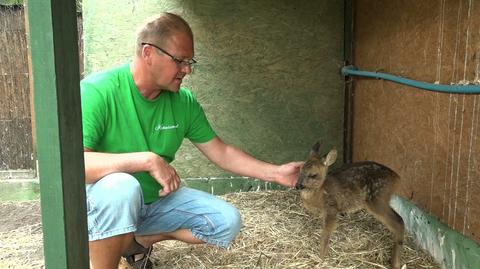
[223,205,242,239]
[193,203,242,248]
[86,173,143,241]
[88,172,143,207]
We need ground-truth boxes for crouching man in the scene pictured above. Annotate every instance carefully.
[81,12,303,269]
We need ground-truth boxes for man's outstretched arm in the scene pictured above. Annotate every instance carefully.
[194,137,303,188]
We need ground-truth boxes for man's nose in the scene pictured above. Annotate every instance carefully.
[181,64,192,74]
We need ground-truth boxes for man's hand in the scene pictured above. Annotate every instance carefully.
[273,161,304,188]
[146,153,181,196]
[195,137,305,187]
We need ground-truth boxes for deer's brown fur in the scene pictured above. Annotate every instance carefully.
[296,142,404,269]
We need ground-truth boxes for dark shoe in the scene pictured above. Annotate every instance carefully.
[122,239,153,269]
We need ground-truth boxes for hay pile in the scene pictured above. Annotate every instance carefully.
[123,190,440,269]
[0,190,440,268]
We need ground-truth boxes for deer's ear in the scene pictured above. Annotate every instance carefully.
[324,149,337,166]
[309,141,322,157]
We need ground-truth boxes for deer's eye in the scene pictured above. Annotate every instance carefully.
[308,174,318,178]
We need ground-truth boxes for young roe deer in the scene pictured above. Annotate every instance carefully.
[296,142,404,269]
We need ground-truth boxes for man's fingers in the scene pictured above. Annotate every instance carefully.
[172,175,180,190]
[290,161,304,169]
[158,172,181,197]
[161,175,174,196]
[159,189,168,196]
[168,177,176,192]
[159,183,171,196]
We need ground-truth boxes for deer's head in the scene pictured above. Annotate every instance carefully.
[296,142,337,190]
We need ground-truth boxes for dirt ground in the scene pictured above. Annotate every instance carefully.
[0,191,441,269]
[0,201,43,268]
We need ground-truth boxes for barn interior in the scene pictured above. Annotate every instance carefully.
[0,0,479,268]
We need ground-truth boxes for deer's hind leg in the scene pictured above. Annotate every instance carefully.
[319,211,338,258]
[365,199,404,269]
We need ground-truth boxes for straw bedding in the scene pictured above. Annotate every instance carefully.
[0,190,440,268]
[124,190,440,269]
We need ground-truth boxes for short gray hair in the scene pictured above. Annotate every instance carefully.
[135,12,193,56]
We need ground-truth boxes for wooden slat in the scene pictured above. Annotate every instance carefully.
[0,6,33,171]
[353,0,480,244]
[0,7,84,172]
[0,117,33,169]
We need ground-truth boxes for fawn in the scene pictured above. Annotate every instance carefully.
[296,142,404,269]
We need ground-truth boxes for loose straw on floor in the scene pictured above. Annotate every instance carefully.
[0,190,440,269]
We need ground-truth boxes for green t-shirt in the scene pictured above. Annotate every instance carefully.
[81,63,216,203]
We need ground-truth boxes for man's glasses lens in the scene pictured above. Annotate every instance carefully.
[142,42,197,67]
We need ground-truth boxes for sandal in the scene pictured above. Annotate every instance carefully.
[122,239,154,269]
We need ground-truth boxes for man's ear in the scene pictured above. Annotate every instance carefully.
[142,45,153,62]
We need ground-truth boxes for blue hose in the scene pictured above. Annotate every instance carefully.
[342,66,480,94]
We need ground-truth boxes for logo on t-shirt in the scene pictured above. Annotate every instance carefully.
[155,124,179,131]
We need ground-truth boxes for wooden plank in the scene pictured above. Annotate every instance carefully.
[24,4,36,160]
[0,6,33,171]
[26,0,88,268]
[353,0,480,244]
[0,117,33,169]
[343,0,353,164]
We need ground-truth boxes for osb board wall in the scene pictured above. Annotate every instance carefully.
[83,0,345,178]
[0,6,84,172]
[352,0,480,242]
[0,6,34,170]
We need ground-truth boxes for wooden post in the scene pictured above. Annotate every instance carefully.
[26,0,89,268]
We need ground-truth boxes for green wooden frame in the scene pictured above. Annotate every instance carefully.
[26,0,89,268]
[392,196,480,268]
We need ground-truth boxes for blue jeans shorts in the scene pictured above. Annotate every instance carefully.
[86,173,242,248]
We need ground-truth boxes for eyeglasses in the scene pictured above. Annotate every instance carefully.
[141,42,197,68]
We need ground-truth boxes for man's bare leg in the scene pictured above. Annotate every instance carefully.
[89,229,203,268]
[136,228,204,247]
[89,233,134,269]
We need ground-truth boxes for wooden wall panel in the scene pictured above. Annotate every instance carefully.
[82,0,345,178]
[353,0,480,242]
[0,6,34,170]
[0,6,83,172]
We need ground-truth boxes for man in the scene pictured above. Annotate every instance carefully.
[81,12,303,269]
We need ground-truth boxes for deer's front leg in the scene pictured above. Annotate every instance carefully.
[319,212,337,257]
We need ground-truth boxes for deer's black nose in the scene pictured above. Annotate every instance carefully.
[295,179,304,190]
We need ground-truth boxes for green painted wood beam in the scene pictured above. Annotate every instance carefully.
[0,177,284,202]
[391,196,480,269]
[26,0,89,268]
[184,177,285,195]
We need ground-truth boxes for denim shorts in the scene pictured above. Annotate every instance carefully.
[86,172,242,248]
